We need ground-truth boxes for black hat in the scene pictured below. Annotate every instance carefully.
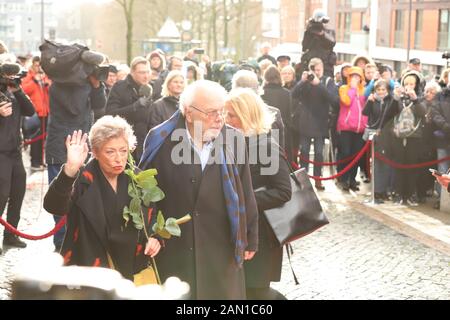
[108,65,118,73]
[409,58,421,65]
[277,55,291,62]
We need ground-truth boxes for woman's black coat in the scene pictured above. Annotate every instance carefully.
[244,134,292,288]
[43,159,152,280]
[148,95,179,130]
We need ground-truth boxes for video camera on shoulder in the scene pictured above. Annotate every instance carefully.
[0,62,27,90]
[39,40,106,85]
[91,65,110,82]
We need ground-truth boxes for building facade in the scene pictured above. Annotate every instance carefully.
[0,0,56,55]
[278,0,450,77]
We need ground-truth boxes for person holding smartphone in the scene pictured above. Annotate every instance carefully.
[431,169,450,193]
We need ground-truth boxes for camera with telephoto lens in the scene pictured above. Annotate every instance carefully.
[91,65,110,82]
[307,72,315,82]
[0,62,27,89]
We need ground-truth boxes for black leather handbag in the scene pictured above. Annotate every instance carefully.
[263,168,329,246]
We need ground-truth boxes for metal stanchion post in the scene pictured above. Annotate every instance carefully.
[370,133,376,204]
[364,132,376,204]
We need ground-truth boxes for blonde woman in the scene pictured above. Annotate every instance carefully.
[280,65,297,91]
[225,88,292,300]
[148,70,186,130]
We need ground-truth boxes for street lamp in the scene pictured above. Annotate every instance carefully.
[406,0,412,63]
[41,0,44,42]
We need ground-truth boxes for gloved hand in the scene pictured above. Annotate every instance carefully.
[138,96,152,108]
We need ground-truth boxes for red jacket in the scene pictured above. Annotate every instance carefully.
[22,70,51,117]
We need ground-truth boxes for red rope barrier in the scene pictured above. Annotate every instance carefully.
[0,215,66,240]
[23,132,47,146]
[308,140,372,181]
[298,150,360,166]
[374,152,450,169]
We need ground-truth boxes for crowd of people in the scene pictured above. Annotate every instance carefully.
[1,34,450,300]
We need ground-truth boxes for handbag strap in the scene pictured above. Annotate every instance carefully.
[271,138,302,187]
[285,244,299,285]
[106,252,116,270]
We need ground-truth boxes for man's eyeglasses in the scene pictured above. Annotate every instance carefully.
[190,105,227,120]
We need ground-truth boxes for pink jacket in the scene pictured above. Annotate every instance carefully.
[337,86,367,133]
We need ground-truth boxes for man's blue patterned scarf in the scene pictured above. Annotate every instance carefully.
[139,110,247,267]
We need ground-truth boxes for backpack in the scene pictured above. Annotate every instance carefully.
[393,102,421,138]
[39,40,91,85]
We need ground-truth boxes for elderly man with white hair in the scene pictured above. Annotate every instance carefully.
[139,80,258,299]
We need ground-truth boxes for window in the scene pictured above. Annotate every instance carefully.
[394,10,404,47]
[344,13,351,42]
[414,10,422,49]
[438,9,450,50]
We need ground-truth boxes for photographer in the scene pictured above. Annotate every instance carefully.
[105,57,152,162]
[391,70,426,206]
[300,9,337,78]
[0,62,36,253]
[292,58,339,190]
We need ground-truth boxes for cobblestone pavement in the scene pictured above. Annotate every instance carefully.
[272,198,450,300]
[0,169,54,300]
[1,165,449,300]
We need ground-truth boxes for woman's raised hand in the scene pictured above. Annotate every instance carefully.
[64,130,89,177]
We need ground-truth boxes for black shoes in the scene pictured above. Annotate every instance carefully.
[315,180,325,191]
[374,193,385,204]
[349,182,360,191]
[3,235,27,248]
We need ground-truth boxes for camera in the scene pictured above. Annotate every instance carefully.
[0,91,11,103]
[442,51,450,60]
[307,72,315,82]
[400,92,412,105]
[91,65,110,82]
[0,63,27,89]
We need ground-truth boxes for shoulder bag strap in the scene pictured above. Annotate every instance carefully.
[285,244,300,285]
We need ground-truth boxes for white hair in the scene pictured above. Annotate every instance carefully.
[116,64,130,73]
[232,70,260,94]
[179,80,227,115]
[89,115,136,151]
[424,81,442,94]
